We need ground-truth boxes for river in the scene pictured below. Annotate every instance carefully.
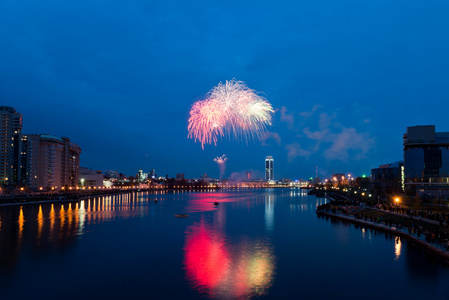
[0,188,448,299]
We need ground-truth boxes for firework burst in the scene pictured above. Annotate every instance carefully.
[188,79,274,149]
[214,155,228,179]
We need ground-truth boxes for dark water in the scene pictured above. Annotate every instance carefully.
[0,189,448,300]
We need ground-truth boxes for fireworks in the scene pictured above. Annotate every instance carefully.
[214,155,228,179]
[188,79,274,149]
[214,154,228,165]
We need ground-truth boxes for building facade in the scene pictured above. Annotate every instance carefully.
[265,156,274,181]
[38,135,81,189]
[14,134,81,190]
[2,106,81,190]
[0,106,22,185]
[13,133,40,188]
[79,167,103,188]
[403,125,449,198]
[371,161,404,195]
[403,125,449,183]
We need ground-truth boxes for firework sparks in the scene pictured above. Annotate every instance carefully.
[188,79,274,149]
[214,155,228,179]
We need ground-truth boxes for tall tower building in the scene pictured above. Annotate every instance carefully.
[0,106,22,184]
[265,156,274,181]
[13,133,40,187]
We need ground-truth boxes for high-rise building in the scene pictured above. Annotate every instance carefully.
[14,134,81,189]
[403,125,449,197]
[37,135,81,189]
[403,125,449,182]
[265,156,274,181]
[0,106,22,184]
[13,133,40,187]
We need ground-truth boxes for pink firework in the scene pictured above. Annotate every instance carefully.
[188,80,274,149]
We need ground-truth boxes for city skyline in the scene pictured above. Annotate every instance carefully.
[2,1,449,179]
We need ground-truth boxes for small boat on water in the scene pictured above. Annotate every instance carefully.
[174,214,189,218]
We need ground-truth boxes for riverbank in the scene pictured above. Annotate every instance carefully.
[0,189,134,207]
[0,185,246,207]
[316,208,449,265]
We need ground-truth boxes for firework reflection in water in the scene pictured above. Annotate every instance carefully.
[184,221,275,299]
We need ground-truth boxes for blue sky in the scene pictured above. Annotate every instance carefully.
[2,0,449,180]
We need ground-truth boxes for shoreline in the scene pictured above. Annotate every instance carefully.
[0,189,144,207]
[317,210,449,265]
[0,186,269,207]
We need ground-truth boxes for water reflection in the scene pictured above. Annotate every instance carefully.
[265,196,274,233]
[395,237,402,261]
[289,197,327,212]
[186,192,254,213]
[0,193,158,271]
[184,221,275,299]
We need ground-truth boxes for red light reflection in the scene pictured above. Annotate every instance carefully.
[186,192,250,213]
[184,222,230,290]
[184,221,275,298]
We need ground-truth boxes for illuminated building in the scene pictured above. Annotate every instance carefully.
[0,106,22,184]
[13,133,40,187]
[332,173,346,184]
[4,105,82,190]
[403,125,449,197]
[137,169,148,182]
[404,125,449,181]
[15,134,81,189]
[79,167,103,188]
[371,161,404,194]
[38,135,81,189]
[265,156,274,181]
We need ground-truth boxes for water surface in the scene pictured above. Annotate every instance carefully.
[0,189,448,299]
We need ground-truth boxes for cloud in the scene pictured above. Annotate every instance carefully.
[302,117,376,162]
[324,127,376,161]
[303,127,329,140]
[279,106,295,129]
[261,131,281,146]
[286,143,311,162]
[299,104,323,118]
[318,112,336,129]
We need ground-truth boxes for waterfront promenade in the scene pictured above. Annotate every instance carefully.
[316,198,449,265]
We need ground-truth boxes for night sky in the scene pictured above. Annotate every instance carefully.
[2,0,449,180]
